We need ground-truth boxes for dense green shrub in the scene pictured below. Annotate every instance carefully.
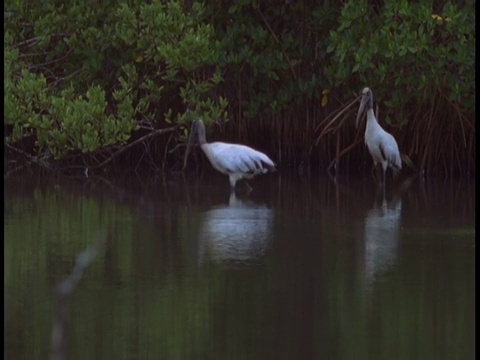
[324,0,475,126]
[205,1,340,119]
[4,0,475,175]
[5,1,227,161]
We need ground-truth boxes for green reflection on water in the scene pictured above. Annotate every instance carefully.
[4,181,134,359]
[4,174,475,359]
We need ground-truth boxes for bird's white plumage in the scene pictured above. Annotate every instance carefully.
[365,110,402,172]
[185,119,276,190]
[356,87,402,187]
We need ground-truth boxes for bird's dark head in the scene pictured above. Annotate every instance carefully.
[356,87,374,128]
[183,119,206,170]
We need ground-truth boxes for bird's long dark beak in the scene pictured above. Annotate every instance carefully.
[355,94,366,129]
[182,123,196,170]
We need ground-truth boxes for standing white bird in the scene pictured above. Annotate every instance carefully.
[356,87,402,188]
[183,119,276,190]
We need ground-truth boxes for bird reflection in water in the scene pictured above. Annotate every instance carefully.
[363,192,402,288]
[362,176,414,289]
[197,192,273,268]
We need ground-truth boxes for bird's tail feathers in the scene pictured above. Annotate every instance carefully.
[264,161,277,172]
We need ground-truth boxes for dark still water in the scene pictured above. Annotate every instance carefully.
[4,170,475,359]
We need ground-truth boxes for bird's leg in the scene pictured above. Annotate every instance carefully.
[382,165,387,202]
[232,178,252,194]
[374,185,384,206]
[381,171,387,202]
[382,167,387,190]
[371,163,380,184]
[229,176,237,191]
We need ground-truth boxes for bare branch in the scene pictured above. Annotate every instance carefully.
[89,126,180,170]
[257,8,297,81]
[49,68,84,88]
[13,32,71,49]
[28,48,74,70]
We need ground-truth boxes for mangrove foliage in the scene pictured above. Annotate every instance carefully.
[4,0,475,177]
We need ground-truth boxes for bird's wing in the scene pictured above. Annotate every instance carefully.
[241,146,276,172]
[379,134,402,170]
[209,143,275,174]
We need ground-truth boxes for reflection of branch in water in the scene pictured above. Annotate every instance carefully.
[51,231,107,360]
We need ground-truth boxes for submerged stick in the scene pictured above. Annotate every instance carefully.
[51,231,107,360]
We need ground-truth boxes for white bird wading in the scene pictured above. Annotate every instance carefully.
[356,87,402,188]
[184,119,276,191]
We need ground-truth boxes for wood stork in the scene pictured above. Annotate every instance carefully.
[183,119,276,191]
[356,87,402,188]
